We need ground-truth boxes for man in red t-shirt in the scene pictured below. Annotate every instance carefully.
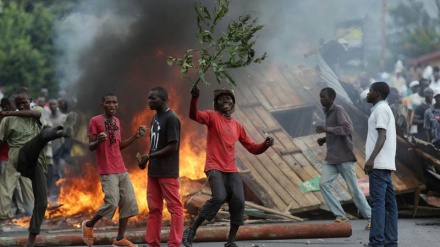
[81,93,146,247]
[182,85,274,247]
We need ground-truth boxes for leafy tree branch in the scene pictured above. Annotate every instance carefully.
[167,0,267,86]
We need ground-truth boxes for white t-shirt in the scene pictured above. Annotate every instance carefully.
[430,79,440,92]
[407,93,424,111]
[366,101,396,171]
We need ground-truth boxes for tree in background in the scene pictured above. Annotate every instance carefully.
[0,0,72,98]
[388,0,440,62]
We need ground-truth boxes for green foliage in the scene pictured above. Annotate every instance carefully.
[0,0,70,98]
[388,0,440,61]
[167,0,267,86]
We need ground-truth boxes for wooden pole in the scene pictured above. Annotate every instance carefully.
[380,0,387,71]
[0,223,352,246]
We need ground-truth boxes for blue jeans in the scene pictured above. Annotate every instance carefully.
[320,162,371,220]
[368,169,398,247]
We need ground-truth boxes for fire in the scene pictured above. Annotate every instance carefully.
[45,86,208,224]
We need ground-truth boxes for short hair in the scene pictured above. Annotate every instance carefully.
[424,87,434,94]
[1,97,11,110]
[389,87,399,95]
[101,93,117,103]
[14,87,30,98]
[150,87,168,102]
[371,81,390,99]
[321,87,336,100]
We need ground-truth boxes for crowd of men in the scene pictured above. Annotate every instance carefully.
[3,62,440,246]
[356,62,440,148]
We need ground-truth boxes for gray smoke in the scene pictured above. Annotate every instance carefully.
[53,0,389,123]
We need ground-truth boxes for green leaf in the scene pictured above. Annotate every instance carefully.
[167,56,177,66]
[167,0,266,86]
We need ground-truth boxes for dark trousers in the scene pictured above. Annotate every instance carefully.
[200,170,245,226]
[17,127,61,234]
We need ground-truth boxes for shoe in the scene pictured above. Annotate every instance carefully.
[182,227,196,247]
[81,220,94,246]
[112,237,138,247]
[63,112,77,137]
[225,242,239,247]
[365,221,371,230]
[334,217,349,223]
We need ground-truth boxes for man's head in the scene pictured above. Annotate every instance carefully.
[409,80,420,92]
[424,87,434,102]
[1,97,12,111]
[213,88,235,114]
[36,97,46,108]
[319,87,336,108]
[14,87,32,111]
[148,87,168,111]
[101,93,118,117]
[387,87,400,104]
[367,81,390,104]
[418,78,429,96]
[40,88,48,98]
[48,99,58,113]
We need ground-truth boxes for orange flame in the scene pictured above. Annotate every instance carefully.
[45,86,207,223]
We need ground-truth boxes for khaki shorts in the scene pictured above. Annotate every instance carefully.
[97,172,139,219]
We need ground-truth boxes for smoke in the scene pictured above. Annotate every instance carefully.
[53,0,385,121]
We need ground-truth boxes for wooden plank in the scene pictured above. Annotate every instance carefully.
[236,159,281,209]
[234,108,317,208]
[237,70,274,111]
[278,65,316,106]
[300,135,353,202]
[267,65,305,107]
[234,104,321,207]
[233,75,260,106]
[249,66,291,109]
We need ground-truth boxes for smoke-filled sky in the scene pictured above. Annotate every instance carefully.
[53,0,411,121]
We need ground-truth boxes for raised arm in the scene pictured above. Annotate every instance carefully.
[189,84,200,121]
[0,109,41,118]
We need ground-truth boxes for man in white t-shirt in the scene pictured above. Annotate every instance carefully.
[407,79,428,135]
[429,66,440,92]
[364,81,398,247]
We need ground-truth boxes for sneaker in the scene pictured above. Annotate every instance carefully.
[112,237,138,247]
[182,227,196,247]
[334,217,349,223]
[365,221,371,230]
[225,242,239,247]
[63,112,77,137]
[81,220,94,246]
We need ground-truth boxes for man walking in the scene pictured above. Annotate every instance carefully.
[315,87,371,230]
[81,93,146,247]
